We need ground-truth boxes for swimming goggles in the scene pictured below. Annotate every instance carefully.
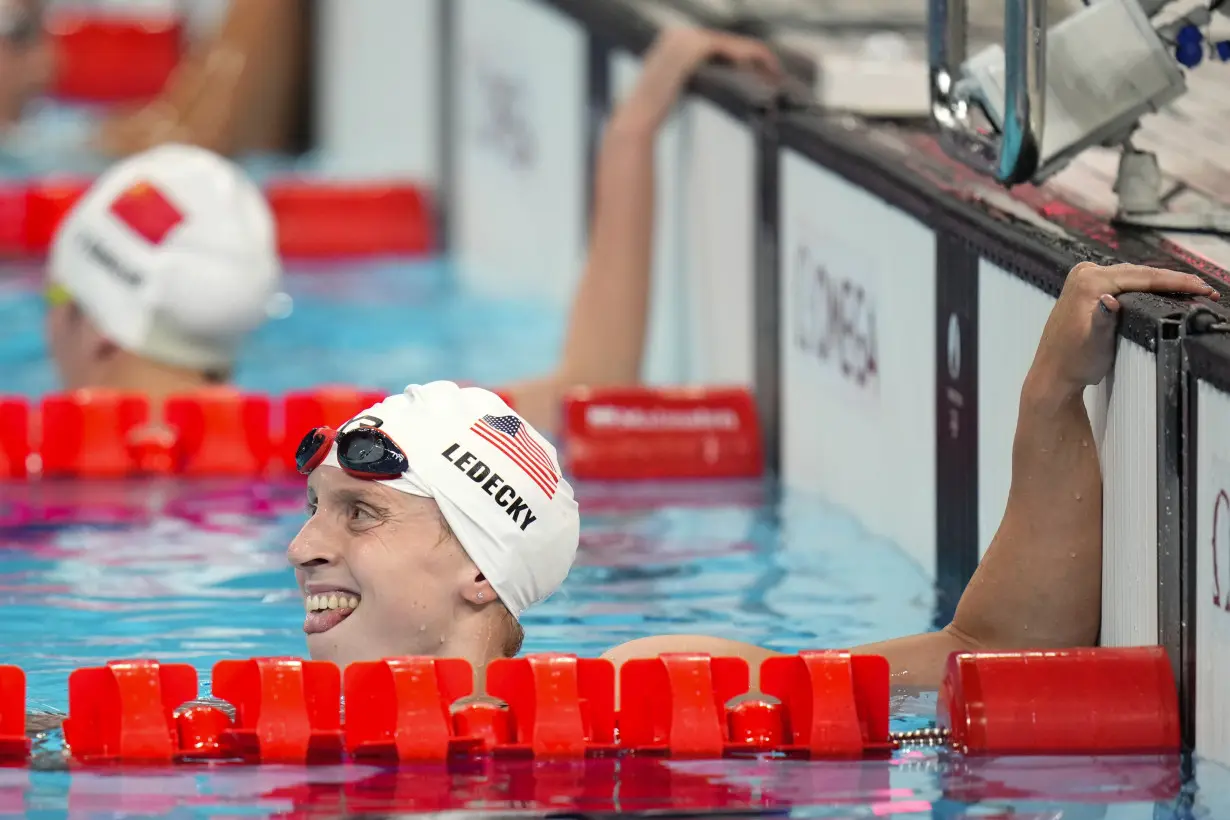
[295,424,410,479]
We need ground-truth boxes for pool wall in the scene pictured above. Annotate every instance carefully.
[309,0,1230,768]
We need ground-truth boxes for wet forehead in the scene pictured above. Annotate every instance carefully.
[306,466,384,506]
[305,466,425,513]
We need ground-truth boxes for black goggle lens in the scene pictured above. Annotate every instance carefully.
[340,430,386,465]
[294,428,331,474]
[337,428,407,476]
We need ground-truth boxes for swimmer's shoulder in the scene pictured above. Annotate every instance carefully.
[600,635,785,671]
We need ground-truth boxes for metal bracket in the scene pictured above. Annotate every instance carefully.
[928,0,1045,185]
[1186,306,1230,336]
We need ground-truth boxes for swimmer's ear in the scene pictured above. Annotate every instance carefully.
[75,318,115,364]
[462,571,498,608]
[93,334,121,363]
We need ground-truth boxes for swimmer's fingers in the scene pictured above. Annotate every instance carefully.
[706,34,784,82]
[1069,262,1218,300]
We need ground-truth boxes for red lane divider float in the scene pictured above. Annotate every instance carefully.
[0,400,29,480]
[0,667,29,762]
[212,658,344,763]
[0,386,760,481]
[268,182,435,258]
[760,651,892,758]
[343,657,474,761]
[64,660,197,762]
[165,391,273,477]
[620,653,749,757]
[0,648,1186,766]
[0,386,389,480]
[938,646,1181,756]
[487,654,617,758]
[0,180,434,259]
[47,11,183,103]
[563,386,763,480]
[40,391,150,479]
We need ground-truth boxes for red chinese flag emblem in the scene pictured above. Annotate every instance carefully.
[108,182,184,245]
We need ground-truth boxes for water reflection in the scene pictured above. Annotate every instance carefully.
[0,754,1204,818]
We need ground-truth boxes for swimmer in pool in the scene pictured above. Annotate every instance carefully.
[43,142,284,401]
[494,27,783,437]
[0,0,51,132]
[288,262,1218,686]
[43,28,780,440]
[20,258,1215,741]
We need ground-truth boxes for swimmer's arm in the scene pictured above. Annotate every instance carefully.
[942,374,1103,647]
[601,635,783,689]
[26,711,64,735]
[505,31,783,438]
[97,0,304,157]
[503,94,660,437]
[855,371,1104,688]
[603,377,1101,690]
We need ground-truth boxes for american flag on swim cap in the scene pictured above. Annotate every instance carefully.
[470,413,559,498]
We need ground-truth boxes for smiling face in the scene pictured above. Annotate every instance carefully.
[287,465,503,669]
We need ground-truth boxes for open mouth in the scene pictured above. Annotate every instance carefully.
[303,591,360,635]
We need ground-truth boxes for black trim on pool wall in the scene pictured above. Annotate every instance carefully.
[1156,317,1184,700]
[436,0,455,252]
[585,32,613,231]
[1180,366,1199,751]
[935,232,980,625]
[755,111,782,476]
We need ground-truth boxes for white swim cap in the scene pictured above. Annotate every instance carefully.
[48,143,283,372]
[320,381,580,619]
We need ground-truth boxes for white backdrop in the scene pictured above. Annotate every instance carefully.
[779,149,937,576]
[316,0,441,181]
[1195,380,1230,769]
[449,0,589,306]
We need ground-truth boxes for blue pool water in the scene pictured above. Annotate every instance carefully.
[2,257,1230,817]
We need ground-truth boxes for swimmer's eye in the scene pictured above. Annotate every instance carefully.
[349,503,380,525]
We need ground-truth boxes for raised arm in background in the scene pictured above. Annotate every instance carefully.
[504,28,782,438]
[95,0,308,158]
[602,263,1220,690]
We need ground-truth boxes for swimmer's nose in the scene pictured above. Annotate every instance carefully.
[286,524,339,569]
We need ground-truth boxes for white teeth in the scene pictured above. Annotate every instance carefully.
[305,593,360,612]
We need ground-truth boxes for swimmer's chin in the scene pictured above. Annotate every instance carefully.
[303,634,349,668]
[302,615,357,667]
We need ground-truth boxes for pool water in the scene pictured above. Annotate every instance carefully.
[2,257,1230,818]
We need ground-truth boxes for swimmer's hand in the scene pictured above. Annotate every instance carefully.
[1030,262,1218,396]
[620,28,783,132]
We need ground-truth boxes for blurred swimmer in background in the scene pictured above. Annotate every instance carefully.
[42,28,783,441]
[0,0,52,133]
[43,143,283,401]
